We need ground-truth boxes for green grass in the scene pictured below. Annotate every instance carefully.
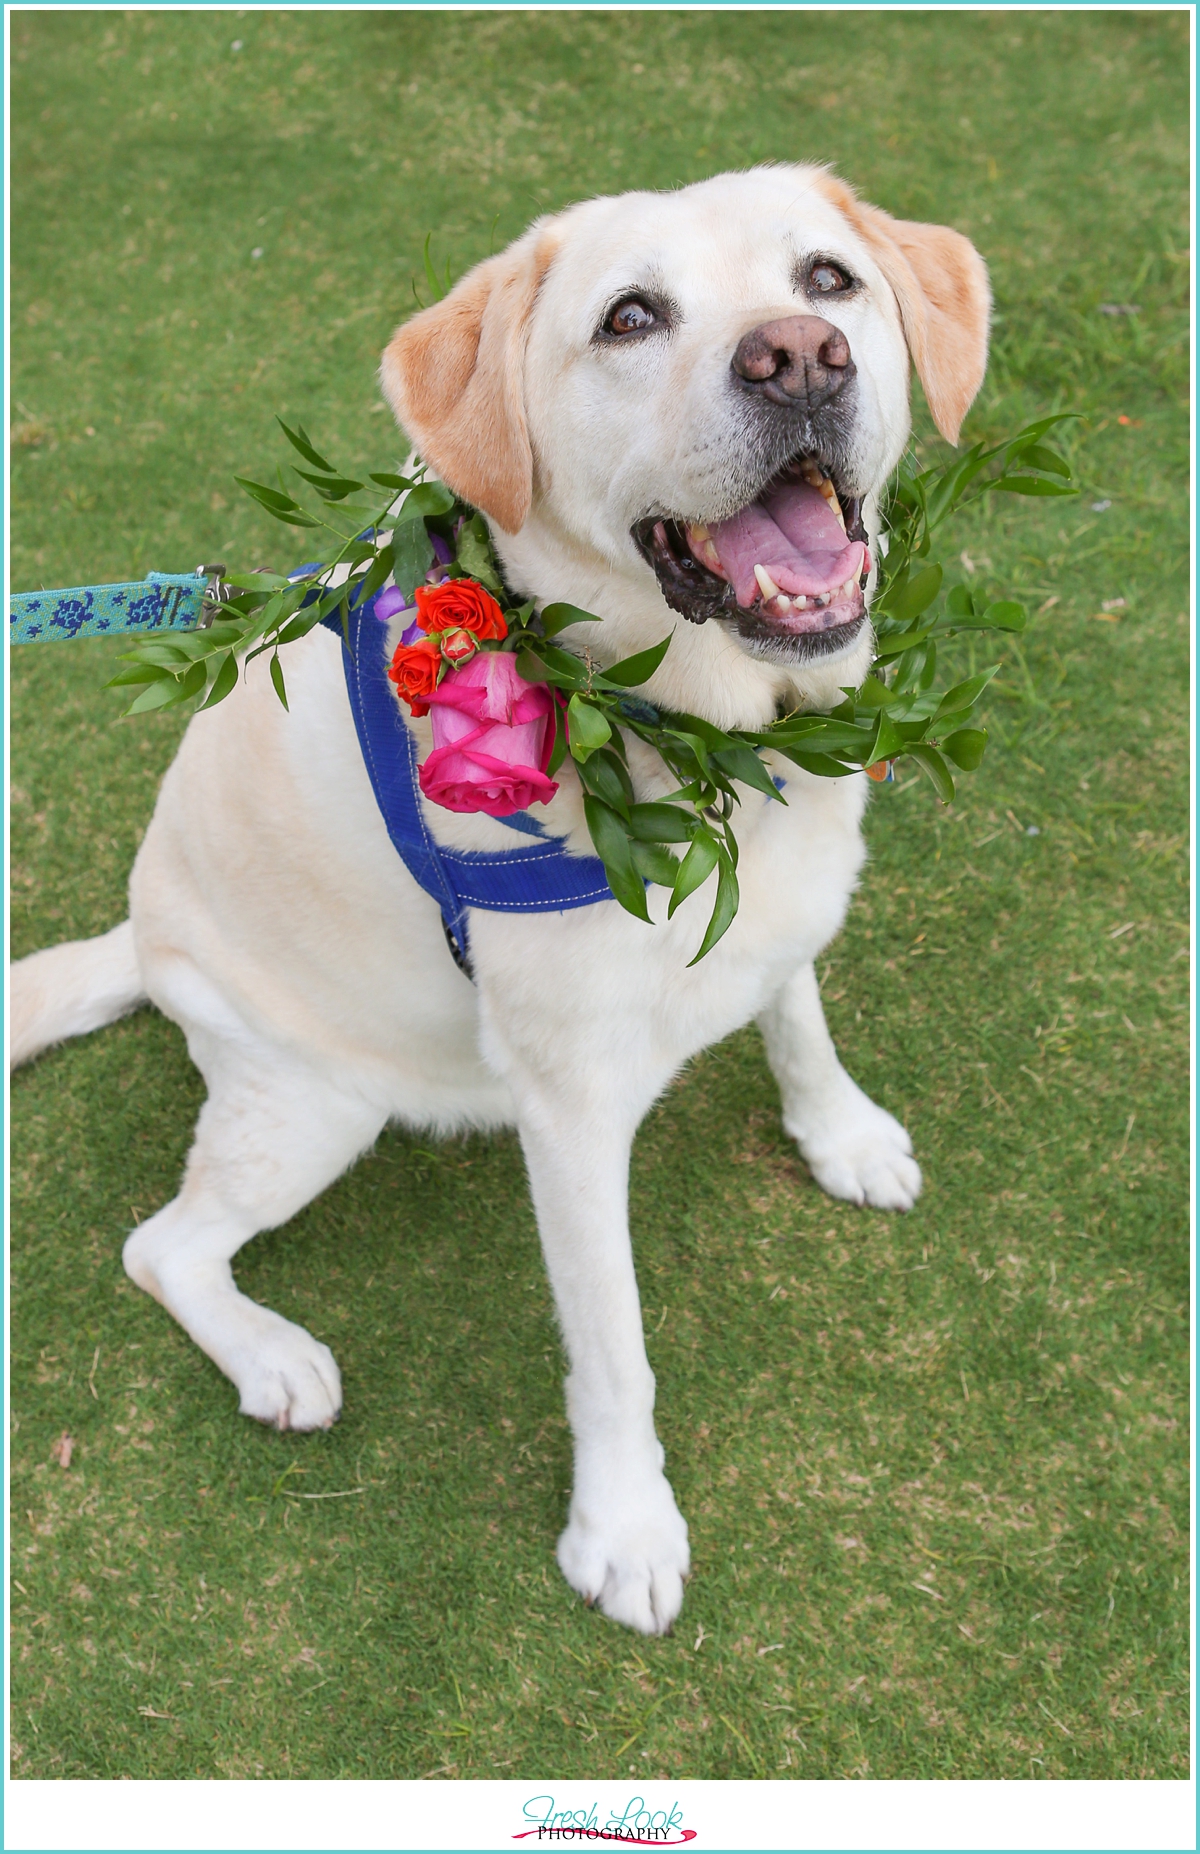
[9,9,1189,1781]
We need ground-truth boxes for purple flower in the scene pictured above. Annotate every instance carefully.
[374,585,411,625]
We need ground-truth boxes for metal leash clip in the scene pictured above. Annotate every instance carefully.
[196,563,230,629]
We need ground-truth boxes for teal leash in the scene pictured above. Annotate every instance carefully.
[9,566,227,645]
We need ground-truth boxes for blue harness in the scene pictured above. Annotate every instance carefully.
[322,592,614,973]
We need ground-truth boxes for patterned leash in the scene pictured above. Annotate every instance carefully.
[9,566,228,644]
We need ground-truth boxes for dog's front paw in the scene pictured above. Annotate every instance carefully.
[228,1309,343,1431]
[788,1082,922,1211]
[557,1478,690,1635]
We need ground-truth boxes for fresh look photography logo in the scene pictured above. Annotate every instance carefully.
[514,1795,697,1845]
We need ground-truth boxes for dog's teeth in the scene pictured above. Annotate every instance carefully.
[815,592,830,608]
[842,578,856,598]
[800,459,824,487]
[753,563,782,601]
[685,522,723,573]
[793,595,808,610]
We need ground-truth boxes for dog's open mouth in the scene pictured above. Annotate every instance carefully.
[633,456,871,656]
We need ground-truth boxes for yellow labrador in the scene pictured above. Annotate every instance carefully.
[11,165,988,1634]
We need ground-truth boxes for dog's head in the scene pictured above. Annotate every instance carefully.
[382,166,989,722]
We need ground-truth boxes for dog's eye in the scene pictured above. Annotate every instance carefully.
[809,261,853,294]
[605,297,658,336]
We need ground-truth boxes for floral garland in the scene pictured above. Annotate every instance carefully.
[109,415,1077,961]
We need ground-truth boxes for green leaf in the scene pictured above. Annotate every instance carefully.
[124,677,188,714]
[627,802,696,844]
[774,750,858,780]
[540,602,599,637]
[272,609,320,647]
[567,694,612,759]
[709,743,781,799]
[398,482,455,522]
[269,653,289,710]
[687,852,740,964]
[906,742,957,803]
[582,797,651,923]
[276,419,335,473]
[983,599,1026,632]
[1011,442,1072,477]
[990,475,1078,497]
[871,619,940,662]
[368,472,415,491]
[546,701,568,777]
[852,676,894,710]
[942,726,987,769]
[885,641,933,690]
[878,562,943,622]
[668,831,719,918]
[870,710,907,763]
[356,543,397,610]
[578,747,633,816]
[664,711,731,750]
[663,729,714,780]
[423,232,448,303]
[597,634,673,689]
[234,477,321,527]
[934,666,999,720]
[393,520,434,600]
[199,651,240,710]
[293,467,367,502]
[223,570,294,591]
[630,840,681,888]
[936,597,1026,634]
[455,517,503,592]
[758,718,875,756]
[106,661,175,687]
[944,582,976,619]
[119,641,195,667]
[514,648,551,686]
[524,643,586,689]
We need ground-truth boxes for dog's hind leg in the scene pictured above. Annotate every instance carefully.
[10,920,147,1070]
[123,1030,385,1429]
[758,961,922,1211]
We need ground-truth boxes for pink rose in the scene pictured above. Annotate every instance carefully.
[418,650,559,817]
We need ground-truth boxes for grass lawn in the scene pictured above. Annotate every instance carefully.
[9,9,1189,1781]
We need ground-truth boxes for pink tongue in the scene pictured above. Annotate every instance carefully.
[712,480,865,607]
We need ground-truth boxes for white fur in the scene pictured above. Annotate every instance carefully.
[11,169,950,1636]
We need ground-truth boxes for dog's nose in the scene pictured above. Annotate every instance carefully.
[731,316,853,411]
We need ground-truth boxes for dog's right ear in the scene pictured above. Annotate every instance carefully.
[380,225,559,535]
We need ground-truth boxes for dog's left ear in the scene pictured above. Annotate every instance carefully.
[817,175,991,446]
[380,224,559,534]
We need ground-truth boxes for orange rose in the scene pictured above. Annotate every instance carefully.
[439,627,478,664]
[387,637,442,715]
[414,577,507,642]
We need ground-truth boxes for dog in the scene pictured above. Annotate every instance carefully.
[11,165,989,1635]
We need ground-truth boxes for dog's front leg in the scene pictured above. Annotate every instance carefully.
[759,960,923,1210]
[513,1084,689,1635]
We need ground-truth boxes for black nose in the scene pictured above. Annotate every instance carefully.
[731,315,854,411]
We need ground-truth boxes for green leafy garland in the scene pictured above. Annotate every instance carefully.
[109,415,1076,961]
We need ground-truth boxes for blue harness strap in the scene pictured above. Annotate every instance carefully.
[9,572,208,644]
[323,593,614,968]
